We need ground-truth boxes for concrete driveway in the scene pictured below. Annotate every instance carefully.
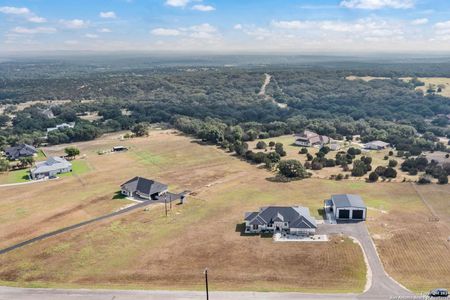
[317,222,413,299]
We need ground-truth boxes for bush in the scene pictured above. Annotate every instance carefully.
[268,141,275,148]
[256,141,267,150]
[324,159,336,167]
[418,176,431,185]
[384,167,397,178]
[336,173,344,180]
[383,155,389,160]
[369,172,379,182]
[311,162,323,170]
[299,147,308,154]
[306,153,313,161]
[388,159,398,168]
[388,151,394,156]
[438,174,448,184]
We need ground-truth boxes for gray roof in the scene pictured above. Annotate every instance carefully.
[121,177,168,196]
[245,206,317,229]
[31,156,71,175]
[366,140,389,147]
[5,144,37,159]
[331,194,366,208]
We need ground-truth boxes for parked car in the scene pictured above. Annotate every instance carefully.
[429,288,448,297]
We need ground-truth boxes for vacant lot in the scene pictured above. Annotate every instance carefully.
[0,130,448,293]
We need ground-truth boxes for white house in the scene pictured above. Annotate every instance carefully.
[364,140,390,150]
[30,156,72,180]
[244,206,317,236]
[46,122,75,133]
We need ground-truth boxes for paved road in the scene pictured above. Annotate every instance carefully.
[317,222,413,299]
[2,286,420,300]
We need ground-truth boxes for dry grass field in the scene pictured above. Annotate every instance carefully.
[0,130,448,293]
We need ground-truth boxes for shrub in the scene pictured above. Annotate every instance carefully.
[306,153,313,161]
[311,162,323,170]
[438,174,448,184]
[256,141,267,150]
[299,147,308,154]
[418,176,431,185]
[268,141,275,148]
[384,167,397,178]
[388,159,398,168]
[369,172,379,182]
[336,173,344,180]
[388,151,394,156]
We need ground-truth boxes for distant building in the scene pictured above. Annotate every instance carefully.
[244,206,317,236]
[30,156,72,180]
[295,130,330,147]
[38,108,55,119]
[121,177,168,200]
[5,144,37,160]
[112,146,128,152]
[364,140,390,150]
[46,122,75,133]
[325,194,367,221]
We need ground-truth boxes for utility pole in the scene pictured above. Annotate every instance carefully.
[164,194,168,217]
[204,268,209,300]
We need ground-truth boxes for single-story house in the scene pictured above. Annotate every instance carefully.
[244,206,317,236]
[30,156,72,180]
[364,140,390,150]
[5,144,38,160]
[326,194,367,221]
[121,176,168,200]
[46,122,75,133]
[295,130,330,147]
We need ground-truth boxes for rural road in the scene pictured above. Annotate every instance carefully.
[0,286,423,300]
[0,199,167,255]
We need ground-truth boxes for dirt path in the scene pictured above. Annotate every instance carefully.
[258,73,287,109]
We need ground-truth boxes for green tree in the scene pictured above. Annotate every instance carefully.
[256,141,267,150]
[65,147,80,158]
[388,159,398,168]
[131,123,149,137]
[438,174,448,184]
[0,158,10,172]
[19,156,34,168]
[278,160,308,179]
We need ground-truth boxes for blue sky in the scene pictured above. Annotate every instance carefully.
[1,0,450,53]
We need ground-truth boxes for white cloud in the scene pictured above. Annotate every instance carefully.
[234,24,243,30]
[0,6,30,15]
[12,26,56,34]
[434,20,450,36]
[85,33,99,39]
[98,28,112,33]
[340,0,414,9]
[0,6,47,23]
[411,18,428,25]
[151,28,181,36]
[165,0,190,7]
[190,23,216,33]
[192,4,215,11]
[99,11,117,19]
[60,19,88,29]
[64,40,79,45]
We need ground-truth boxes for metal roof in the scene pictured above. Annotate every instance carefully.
[331,194,366,208]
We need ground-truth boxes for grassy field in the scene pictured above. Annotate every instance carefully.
[0,130,448,293]
[346,75,450,98]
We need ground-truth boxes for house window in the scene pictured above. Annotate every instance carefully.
[253,224,259,230]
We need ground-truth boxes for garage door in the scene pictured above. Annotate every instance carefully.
[338,209,350,219]
[352,210,364,219]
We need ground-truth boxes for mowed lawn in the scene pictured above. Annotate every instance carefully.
[0,130,448,293]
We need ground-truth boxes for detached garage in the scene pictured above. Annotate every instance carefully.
[331,194,366,221]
